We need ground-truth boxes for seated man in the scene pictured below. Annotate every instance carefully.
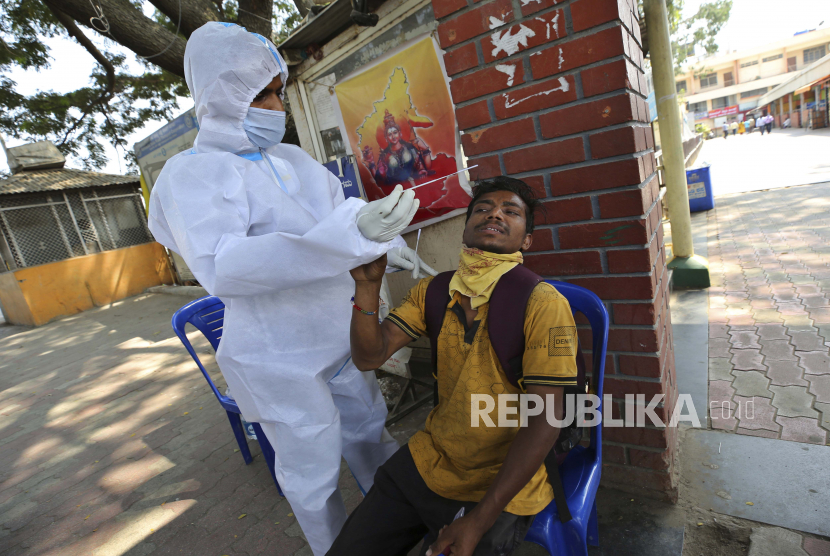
[329,177,580,556]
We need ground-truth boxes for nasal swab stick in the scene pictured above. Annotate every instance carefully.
[403,165,478,192]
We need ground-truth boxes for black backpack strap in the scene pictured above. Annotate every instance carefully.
[425,271,454,406]
[488,265,542,388]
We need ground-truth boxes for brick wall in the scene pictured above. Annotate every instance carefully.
[435,0,679,501]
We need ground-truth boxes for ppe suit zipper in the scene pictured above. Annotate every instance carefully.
[260,147,289,193]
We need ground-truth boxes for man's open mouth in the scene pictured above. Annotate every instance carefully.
[479,225,505,234]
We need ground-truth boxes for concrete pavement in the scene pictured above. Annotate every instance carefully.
[0,293,429,556]
[696,127,830,196]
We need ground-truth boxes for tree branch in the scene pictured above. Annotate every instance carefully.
[49,8,116,97]
[42,0,187,77]
[146,0,221,37]
[293,0,310,18]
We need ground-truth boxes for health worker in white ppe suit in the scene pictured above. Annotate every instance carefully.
[148,22,436,556]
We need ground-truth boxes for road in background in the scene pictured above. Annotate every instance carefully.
[696,127,830,196]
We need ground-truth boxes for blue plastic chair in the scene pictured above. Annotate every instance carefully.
[523,281,609,556]
[171,296,284,496]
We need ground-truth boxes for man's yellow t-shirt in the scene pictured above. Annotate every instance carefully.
[386,276,578,515]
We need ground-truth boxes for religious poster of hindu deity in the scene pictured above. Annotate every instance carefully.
[334,36,471,228]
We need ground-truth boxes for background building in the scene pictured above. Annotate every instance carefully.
[676,27,830,130]
[0,141,173,326]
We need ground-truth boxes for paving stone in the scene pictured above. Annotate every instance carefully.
[803,537,830,556]
[778,302,811,316]
[783,316,817,331]
[756,324,789,340]
[709,358,734,382]
[751,299,777,310]
[733,395,779,432]
[808,309,830,324]
[709,338,732,358]
[754,309,784,323]
[709,380,737,431]
[769,386,820,418]
[709,307,729,324]
[797,351,830,375]
[729,323,758,331]
[728,313,756,326]
[748,526,809,556]
[806,375,830,404]
[800,295,830,308]
[709,324,730,339]
[788,331,827,352]
[795,285,823,295]
[776,416,828,445]
[760,339,798,361]
[729,330,762,349]
[815,402,830,432]
[731,371,773,399]
[731,349,767,372]
[765,360,809,387]
[773,291,800,302]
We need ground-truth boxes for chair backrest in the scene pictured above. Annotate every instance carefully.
[171,295,236,411]
[545,281,609,461]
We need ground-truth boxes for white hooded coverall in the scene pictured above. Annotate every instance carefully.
[148,23,400,555]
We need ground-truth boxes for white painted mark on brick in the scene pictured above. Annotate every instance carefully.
[520,0,544,5]
[558,47,565,70]
[495,64,517,86]
[491,24,536,58]
[502,76,569,109]
[489,16,507,30]
[535,12,559,40]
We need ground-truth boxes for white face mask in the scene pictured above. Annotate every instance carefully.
[243,107,286,149]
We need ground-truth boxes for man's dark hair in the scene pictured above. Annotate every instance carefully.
[465,176,541,234]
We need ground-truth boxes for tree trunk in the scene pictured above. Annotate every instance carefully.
[44,0,187,77]
[147,0,221,37]
[237,0,274,37]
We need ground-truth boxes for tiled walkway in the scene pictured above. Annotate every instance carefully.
[0,293,427,555]
[707,181,830,445]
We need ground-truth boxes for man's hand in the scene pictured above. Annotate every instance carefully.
[387,246,437,279]
[350,254,387,283]
[425,515,487,556]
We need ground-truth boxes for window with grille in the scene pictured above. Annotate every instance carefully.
[788,57,797,72]
[689,101,708,114]
[723,72,734,87]
[763,54,782,63]
[676,80,687,94]
[804,46,826,64]
[711,96,730,109]
[699,73,717,88]
[0,185,153,269]
[740,60,758,68]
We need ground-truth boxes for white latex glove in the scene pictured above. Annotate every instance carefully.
[388,246,438,279]
[356,184,419,243]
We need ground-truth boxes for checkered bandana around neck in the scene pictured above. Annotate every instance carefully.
[448,246,523,309]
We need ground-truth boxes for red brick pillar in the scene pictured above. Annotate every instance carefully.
[436,0,679,501]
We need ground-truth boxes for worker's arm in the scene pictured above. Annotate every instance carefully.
[426,384,564,556]
[149,154,406,298]
[349,254,417,370]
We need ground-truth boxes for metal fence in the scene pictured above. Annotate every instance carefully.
[0,185,153,269]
